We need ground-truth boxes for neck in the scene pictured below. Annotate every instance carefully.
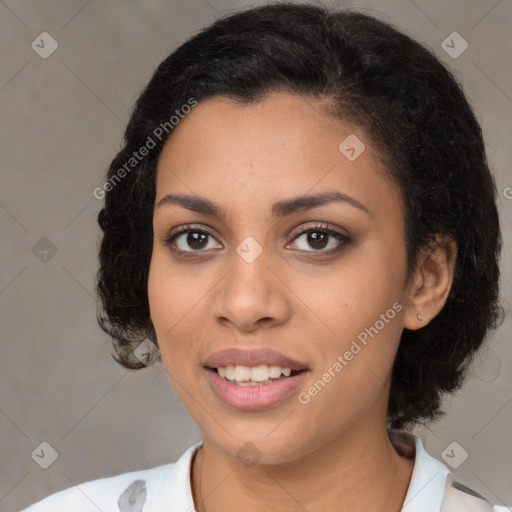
[191,420,415,512]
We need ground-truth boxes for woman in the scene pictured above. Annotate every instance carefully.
[22,2,509,511]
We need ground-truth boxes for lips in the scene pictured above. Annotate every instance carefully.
[203,348,310,411]
[203,348,309,371]
[206,366,308,411]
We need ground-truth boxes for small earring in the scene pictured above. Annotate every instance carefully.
[417,313,423,321]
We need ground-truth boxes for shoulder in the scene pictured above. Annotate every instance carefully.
[19,464,173,512]
[440,474,511,512]
[20,443,202,512]
[390,430,511,512]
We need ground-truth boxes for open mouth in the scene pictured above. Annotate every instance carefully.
[205,362,310,411]
[207,365,306,386]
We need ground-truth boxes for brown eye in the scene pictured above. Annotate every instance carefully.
[180,231,209,250]
[164,225,222,253]
[289,224,352,254]
[305,231,330,250]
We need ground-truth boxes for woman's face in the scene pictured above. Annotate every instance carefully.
[148,91,416,464]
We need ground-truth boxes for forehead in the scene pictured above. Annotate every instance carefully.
[154,91,402,223]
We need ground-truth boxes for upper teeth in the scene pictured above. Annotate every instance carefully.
[217,365,293,382]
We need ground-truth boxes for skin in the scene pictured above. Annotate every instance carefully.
[147,91,457,512]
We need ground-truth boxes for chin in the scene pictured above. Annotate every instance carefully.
[199,417,317,466]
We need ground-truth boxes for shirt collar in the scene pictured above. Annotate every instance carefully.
[400,431,450,512]
[160,441,202,511]
[161,432,450,512]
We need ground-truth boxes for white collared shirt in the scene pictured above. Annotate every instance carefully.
[21,432,511,511]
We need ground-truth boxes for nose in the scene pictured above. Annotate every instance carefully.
[212,245,292,333]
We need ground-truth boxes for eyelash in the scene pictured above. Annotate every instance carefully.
[163,222,352,257]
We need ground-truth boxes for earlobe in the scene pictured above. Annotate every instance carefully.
[403,234,457,330]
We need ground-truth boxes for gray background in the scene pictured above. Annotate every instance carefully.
[1,0,511,510]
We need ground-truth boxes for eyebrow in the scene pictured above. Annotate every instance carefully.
[155,191,369,218]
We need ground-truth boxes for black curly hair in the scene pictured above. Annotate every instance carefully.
[95,2,503,431]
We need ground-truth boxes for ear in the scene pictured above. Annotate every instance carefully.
[403,234,457,330]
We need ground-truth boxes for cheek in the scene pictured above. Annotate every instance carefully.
[299,241,406,406]
[306,246,406,344]
[147,250,195,364]
[300,303,404,432]
[148,245,205,321]
[147,252,172,334]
